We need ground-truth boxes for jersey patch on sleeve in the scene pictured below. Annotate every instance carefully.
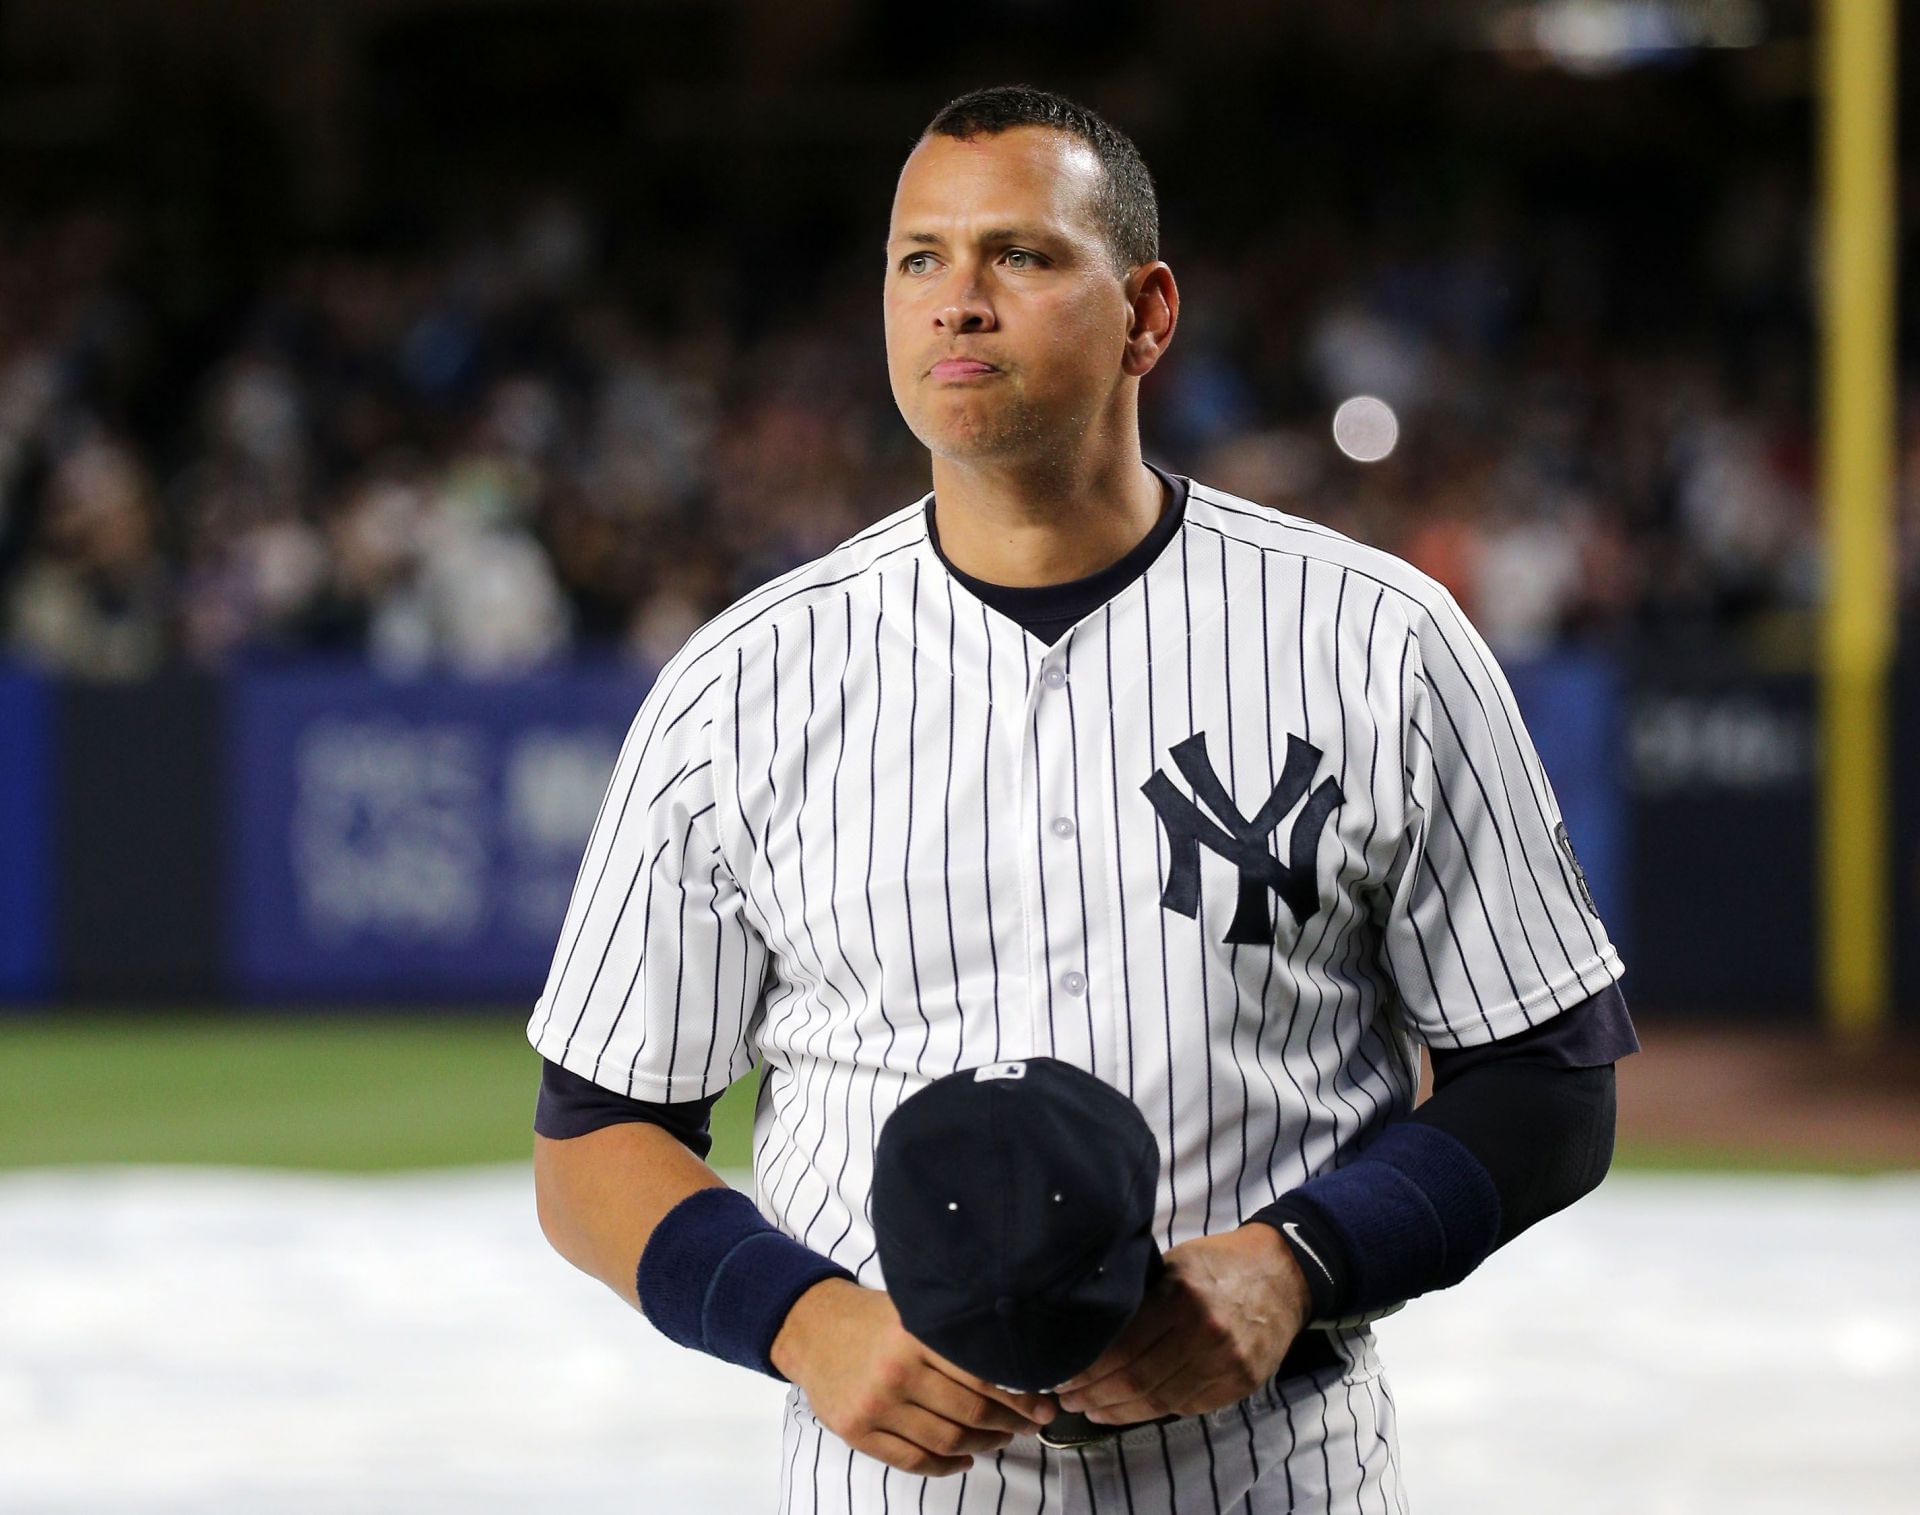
[1554,822,1600,918]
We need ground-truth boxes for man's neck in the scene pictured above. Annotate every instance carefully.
[927,451,1168,589]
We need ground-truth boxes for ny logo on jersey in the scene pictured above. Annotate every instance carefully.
[1141,731,1345,944]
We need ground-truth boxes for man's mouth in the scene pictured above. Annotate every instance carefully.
[930,359,998,381]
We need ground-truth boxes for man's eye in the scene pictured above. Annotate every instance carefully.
[1004,249,1038,269]
[902,253,934,275]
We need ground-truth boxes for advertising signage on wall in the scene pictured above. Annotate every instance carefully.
[225,665,653,999]
[1624,658,1818,1015]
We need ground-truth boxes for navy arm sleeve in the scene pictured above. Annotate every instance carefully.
[1412,981,1637,1251]
[1251,984,1639,1321]
[534,1058,723,1161]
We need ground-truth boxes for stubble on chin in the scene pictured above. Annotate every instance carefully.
[912,382,1053,464]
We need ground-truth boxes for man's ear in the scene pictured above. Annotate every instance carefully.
[1123,262,1178,378]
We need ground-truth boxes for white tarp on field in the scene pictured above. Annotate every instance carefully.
[1,1168,1915,1514]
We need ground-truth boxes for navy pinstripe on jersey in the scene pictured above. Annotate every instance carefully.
[528,476,1620,1514]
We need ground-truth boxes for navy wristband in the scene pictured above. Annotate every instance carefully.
[1256,1122,1502,1320]
[1247,1201,1351,1322]
[1305,1122,1501,1315]
[636,1186,856,1380]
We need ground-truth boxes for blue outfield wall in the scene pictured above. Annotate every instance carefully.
[0,670,53,999]
[224,663,654,1000]
[1504,651,1628,966]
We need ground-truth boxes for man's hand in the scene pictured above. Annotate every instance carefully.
[770,1278,1057,1477]
[1053,1224,1312,1425]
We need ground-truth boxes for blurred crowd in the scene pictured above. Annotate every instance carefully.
[1,180,1912,681]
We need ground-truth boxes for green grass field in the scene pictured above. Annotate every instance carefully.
[0,1013,1900,1176]
[0,1013,760,1171]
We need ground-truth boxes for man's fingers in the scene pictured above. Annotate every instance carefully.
[1177,1371,1249,1416]
[1086,1358,1227,1425]
[861,1430,973,1479]
[1054,1312,1186,1407]
[923,1351,1058,1426]
[1054,1321,1175,1396]
[911,1366,1047,1434]
[880,1403,1017,1460]
[1055,1290,1185,1393]
[1062,1336,1192,1416]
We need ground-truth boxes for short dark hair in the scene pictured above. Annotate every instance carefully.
[919,84,1159,276]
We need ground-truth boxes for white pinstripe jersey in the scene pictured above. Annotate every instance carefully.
[526,475,1623,1513]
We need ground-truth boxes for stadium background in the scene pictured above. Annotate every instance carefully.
[1,2,1915,1511]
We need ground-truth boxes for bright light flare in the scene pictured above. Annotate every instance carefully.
[1331,396,1399,463]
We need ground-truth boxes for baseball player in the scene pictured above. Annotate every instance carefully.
[529,84,1638,1514]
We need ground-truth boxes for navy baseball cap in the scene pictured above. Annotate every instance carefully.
[871,1057,1162,1392]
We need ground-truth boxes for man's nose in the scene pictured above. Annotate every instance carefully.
[935,289,995,333]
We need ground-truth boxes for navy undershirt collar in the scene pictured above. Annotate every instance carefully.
[924,461,1190,645]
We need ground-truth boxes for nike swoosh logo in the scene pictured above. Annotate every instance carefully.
[1281,1221,1335,1288]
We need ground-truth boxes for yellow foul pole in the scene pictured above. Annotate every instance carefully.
[1819,0,1898,1042]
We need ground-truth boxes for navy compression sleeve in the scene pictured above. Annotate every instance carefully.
[534,1058,722,1158]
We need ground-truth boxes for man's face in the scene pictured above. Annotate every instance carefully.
[884,127,1137,464]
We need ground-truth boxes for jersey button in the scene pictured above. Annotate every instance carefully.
[1049,817,1076,839]
[1062,971,1087,996]
[1041,667,1067,689]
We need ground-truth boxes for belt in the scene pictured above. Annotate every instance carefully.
[1038,1328,1344,1450]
